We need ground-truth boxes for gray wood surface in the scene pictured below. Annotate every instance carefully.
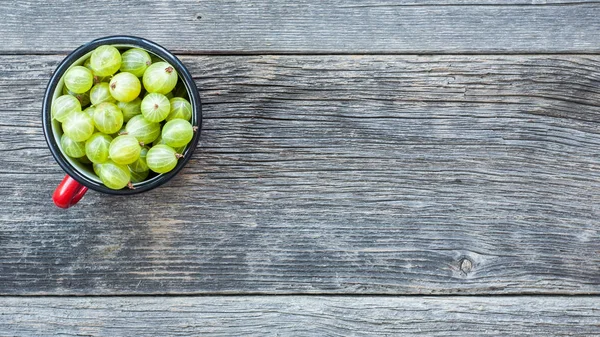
[2,0,600,333]
[1,54,598,295]
[1,296,598,336]
[3,0,600,54]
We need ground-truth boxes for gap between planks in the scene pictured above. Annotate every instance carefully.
[6,51,600,56]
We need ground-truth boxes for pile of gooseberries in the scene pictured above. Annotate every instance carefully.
[52,45,195,190]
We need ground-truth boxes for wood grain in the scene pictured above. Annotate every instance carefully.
[0,54,599,295]
[3,1,600,54]
[1,296,599,336]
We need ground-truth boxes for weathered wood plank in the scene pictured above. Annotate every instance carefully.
[0,55,599,295]
[1,296,599,336]
[3,1,600,53]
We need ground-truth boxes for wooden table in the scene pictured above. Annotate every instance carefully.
[1,1,599,335]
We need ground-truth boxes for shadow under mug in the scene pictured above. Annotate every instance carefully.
[42,36,202,208]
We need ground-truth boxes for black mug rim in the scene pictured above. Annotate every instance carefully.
[42,35,202,195]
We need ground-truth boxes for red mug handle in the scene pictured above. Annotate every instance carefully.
[53,175,88,209]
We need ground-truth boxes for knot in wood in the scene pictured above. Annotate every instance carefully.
[460,258,473,274]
